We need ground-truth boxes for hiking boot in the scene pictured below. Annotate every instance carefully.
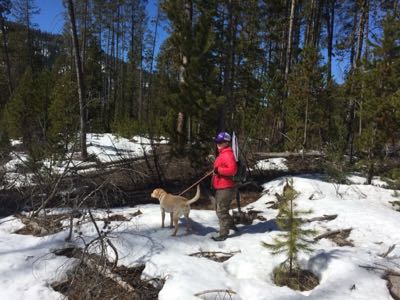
[211,235,228,242]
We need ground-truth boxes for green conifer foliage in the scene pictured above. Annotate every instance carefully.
[48,71,79,150]
[162,0,223,162]
[285,47,326,151]
[355,12,400,172]
[262,178,316,275]
[4,67,35,143]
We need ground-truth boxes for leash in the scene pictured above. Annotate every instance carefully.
[178,170,214,196]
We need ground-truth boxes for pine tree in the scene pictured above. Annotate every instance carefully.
[355,9,400,181]
[0,0,13,96]
[285,46,326,150]
[11,0,40,72]
[4,67,35,143]
[262,179,316,278]
[161,0,223,163]
[48,71,79,150]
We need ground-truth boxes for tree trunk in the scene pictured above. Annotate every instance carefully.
[219,0,236,131]
[81,0,88,73]
[25,0,33,70]
[0,13,13,94]
[284,0,296,84]
[346,0,368,164]
[303,96,309,148]
[177,0,192,147]
[326,0,335,82]
[66,0,87,159]
[354,0,367,69]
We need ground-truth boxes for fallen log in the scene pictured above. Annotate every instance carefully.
[314,228,352,241]
[302,214,337,223]
[254,151,323,158]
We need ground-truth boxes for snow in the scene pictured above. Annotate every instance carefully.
[252,157,289,171]
[347,174,389,187]
[1,174,399,299]
[86,133,168,163]
[87,133,146,162]
[2,133,169,187]
[2,152,33,188]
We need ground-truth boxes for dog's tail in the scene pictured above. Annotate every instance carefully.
[186,185,201,205]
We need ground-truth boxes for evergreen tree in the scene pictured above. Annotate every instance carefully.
[355,10,400,180]
[285,47,327,150]
[4,66,52,158]
[262,179,316,276]
[4,67,35,143]
[162,0,223,162]
[48,71,79,150]
[11,0,40,72]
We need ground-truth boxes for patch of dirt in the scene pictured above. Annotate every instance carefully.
[273,266,319,291]
[14,213,68,236]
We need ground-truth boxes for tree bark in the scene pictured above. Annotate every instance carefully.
[346,0,368,164]
[284,0,296,84]
[0,13,13,94]
[326,0,335,82]
[66,0,87,159]
[177,0,192,147]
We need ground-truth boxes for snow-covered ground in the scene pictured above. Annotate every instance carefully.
[86,133,168,163]
[2,133,168,188]
[252,158,289,171]
[0,175,399,299]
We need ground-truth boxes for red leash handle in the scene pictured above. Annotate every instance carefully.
[178,170,214,196]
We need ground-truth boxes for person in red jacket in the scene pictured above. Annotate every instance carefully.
[211,131,238,241]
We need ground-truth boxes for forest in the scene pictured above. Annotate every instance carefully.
[0,0,398,165]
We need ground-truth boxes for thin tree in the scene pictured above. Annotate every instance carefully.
[66,0,87,159]
[0,0,13,94]
[284,0,296,85]
[176,0,192,147]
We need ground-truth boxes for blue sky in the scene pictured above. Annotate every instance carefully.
[31,0,168,61]
[31,0,65,34]
[30,0,346,82]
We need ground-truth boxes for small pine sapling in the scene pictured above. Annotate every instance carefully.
[262,178,318,290]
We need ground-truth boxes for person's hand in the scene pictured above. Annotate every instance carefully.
[213,168,220,176]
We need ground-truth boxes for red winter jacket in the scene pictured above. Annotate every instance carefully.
[212,146,237,190]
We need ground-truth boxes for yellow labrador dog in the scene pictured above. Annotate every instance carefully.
[150,185,200,236]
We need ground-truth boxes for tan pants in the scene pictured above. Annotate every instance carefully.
[214,188,236,237]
